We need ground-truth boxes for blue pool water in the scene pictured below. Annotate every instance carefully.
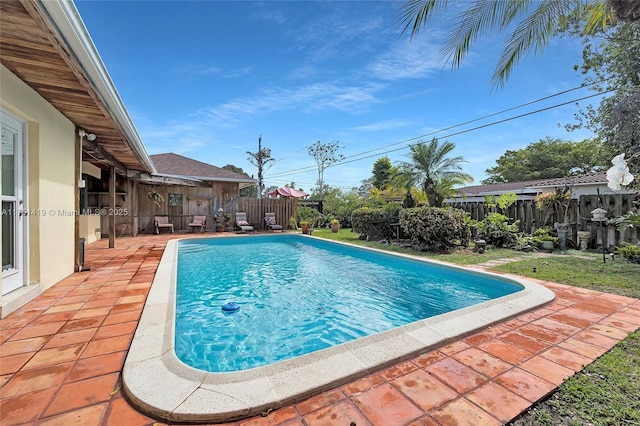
[175,235,522,372]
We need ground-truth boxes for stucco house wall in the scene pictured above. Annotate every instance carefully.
[1,64,76,314]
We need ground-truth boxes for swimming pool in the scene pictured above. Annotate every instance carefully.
[123,234,555,422]
[175,236,522,372]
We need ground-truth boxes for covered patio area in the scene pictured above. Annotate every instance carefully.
[1,234,639,425]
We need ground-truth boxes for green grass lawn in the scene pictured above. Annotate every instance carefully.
[311,228,640,425]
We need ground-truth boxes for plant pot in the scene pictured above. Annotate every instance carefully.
[577,231,590,251]
[541,240,554,251]
[331,223,339,233]
[301,226,310,234]
[216,225,225,233]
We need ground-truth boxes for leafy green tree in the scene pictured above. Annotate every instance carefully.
[564,22,640,179]
[371,157,394,190]
[399,138,473,207]
[264,185,278,197]
[398,0,629,87]
[320,186,362,227]
[482,137,611,183]
[307,140,345,200]
[222,164,257,197]
[356,177,373,199]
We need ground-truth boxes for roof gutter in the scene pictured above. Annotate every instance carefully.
[35,0,156,174]
[153,173,258,184]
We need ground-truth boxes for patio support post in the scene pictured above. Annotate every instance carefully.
[109,165,116,248]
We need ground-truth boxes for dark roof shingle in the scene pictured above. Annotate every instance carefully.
[150,153,255,182]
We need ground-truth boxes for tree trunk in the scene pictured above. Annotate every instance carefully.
[609,0,640,22]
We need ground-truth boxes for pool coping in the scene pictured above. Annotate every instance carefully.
[122,234,555,423]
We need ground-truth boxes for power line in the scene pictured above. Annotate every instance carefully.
[332,90,612,167]
[267,87,611,180]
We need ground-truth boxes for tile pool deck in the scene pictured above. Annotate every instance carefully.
[1,234,639,425]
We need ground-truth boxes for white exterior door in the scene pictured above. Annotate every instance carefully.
[2,110,26,295]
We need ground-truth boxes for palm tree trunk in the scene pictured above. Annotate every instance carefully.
[609,0,640,22]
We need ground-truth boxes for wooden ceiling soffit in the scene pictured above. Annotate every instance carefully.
[1,1,148,172]
[82,137,126,175]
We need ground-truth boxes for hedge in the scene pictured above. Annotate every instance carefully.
[399,206,470,251]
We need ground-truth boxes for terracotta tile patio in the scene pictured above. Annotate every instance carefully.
[1,234,639,425]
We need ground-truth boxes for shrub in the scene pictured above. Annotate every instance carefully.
[528,227,558,248]
[616,244,640,264]
[351,204,401,240]
[399,207,469,252]
[297,205,321,227]
[475,213,520,248]
[610,211,640,232]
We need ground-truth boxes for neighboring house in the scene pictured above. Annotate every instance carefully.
[1,1,152,317]
[449,172,635,203]
[150,153,256,186]
[128,153,257,233]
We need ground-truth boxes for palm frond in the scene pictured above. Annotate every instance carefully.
[583,0,614,34]
[440,0,517,69]
[398,0,450,38]
[492,0,572,88]
[399,0,616,88]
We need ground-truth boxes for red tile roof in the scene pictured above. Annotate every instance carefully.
[150,153,256,182]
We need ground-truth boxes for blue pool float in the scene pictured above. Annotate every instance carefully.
[222,302,240,312]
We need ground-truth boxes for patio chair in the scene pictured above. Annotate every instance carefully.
[235,212,254,233]
[188,215,206,233]
[154,216,174,234]
[264,212,283,232]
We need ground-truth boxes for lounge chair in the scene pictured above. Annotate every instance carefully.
[154,216,174,234]
[188,215,206,233]
[264,213,283,232]
[235,212,254,233]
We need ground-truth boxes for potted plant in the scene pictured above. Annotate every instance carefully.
[147,190,164,208]
[213,216,225,233]
[540,235,557,251]
[531,227,557,251]
[330,219,340,233]
[223,213,233,231]
[299,220,312,234]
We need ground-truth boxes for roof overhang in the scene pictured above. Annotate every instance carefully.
[0,0,155,173]
[156,174,258,189]
[129,171,258,189]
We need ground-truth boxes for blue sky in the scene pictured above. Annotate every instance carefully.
[75,0,597,192]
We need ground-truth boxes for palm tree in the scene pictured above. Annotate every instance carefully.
[397,0,637,87]
[399,138,473,207]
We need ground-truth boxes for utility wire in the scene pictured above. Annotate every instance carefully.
[331,90,612,168]
[323,80,604,164]
[267,87,611,180]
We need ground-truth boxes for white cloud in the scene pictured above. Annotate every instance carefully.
[175,64,252,78]
[257,9,287,25]
[367,37,443,80]
[351,119,415,132]
[202,82,384,126]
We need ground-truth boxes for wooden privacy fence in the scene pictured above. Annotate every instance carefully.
[130,180,298,234]
[238,197,298,230]
[133,198,297,233]
[448,193,638,249]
